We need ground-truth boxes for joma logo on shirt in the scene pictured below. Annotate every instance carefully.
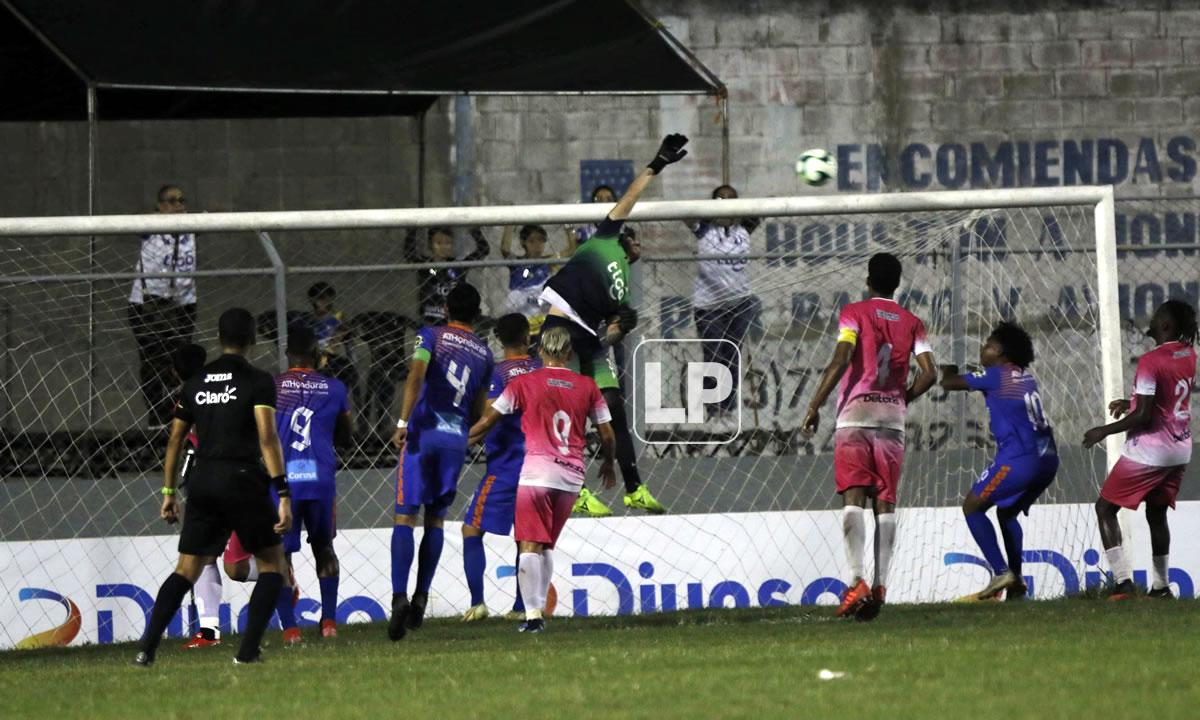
[205,373,233,382]
[195,385,239,405]
[874,309,900,322]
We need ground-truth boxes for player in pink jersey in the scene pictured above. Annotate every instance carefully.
[802,253,937,620]
[1085,300,1197,600]
[468,326,616,633]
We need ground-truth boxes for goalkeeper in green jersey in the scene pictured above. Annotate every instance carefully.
[537,133,688,517]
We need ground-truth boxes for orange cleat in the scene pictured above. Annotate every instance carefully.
[183,629,221,649]
[836,579,872,618]
[320,619,337,639]
[282,627,303,646]
[854,585,886,622]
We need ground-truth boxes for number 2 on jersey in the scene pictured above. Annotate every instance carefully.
[1172,378,1193,420]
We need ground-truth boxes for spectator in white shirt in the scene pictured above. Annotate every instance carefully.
[128,185,198,430]
[689,185,761,419]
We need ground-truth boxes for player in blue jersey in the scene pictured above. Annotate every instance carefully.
[941,322,1059,602]
[388,282,493,640]
[461,313,541,621]
[272,325,353,639]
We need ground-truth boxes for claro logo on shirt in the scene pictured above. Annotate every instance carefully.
[195,385,239,405]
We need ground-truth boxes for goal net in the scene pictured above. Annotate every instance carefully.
[0,188,1122,648]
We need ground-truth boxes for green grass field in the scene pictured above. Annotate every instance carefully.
[2,600,1196,719]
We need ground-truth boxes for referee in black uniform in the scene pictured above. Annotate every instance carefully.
[135,308,293,666]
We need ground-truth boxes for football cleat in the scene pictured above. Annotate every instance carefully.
[836,579,872,618]
[855,585,886,622]
[282,627,302,646]
[1108,579,1138,602]
[461,603,490,622]
[518,618,546,634]
[320,619,338,638]
[1148,586,1175,600]
[406,592,428,631]
[504,610,525,621]
[132,651,154,667]
[1006,579,1029,602]
[958,570,1018,603]
[623,485,666,514]
[183,628,221,649]
[233,652,263,665]
[388,596,410,641]
[573,488,613,518]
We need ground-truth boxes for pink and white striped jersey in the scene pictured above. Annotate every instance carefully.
[1122,340,1196,467]
[492,366,612,491]
[835,297,933,432]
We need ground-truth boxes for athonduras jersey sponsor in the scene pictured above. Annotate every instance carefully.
[409,323,493,451]
[834,297,932,432]
[964,363,1057,458]
[175,354,276,462]
[543,219,629,333]
[492,366,611,492]
[275,368,350,500]
[1122,340,1196,467]
[129,233,197,305]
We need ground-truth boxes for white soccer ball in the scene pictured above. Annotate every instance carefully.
[795,148,836,186]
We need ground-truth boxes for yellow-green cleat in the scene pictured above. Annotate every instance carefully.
[573,487,613,517]
[623,485,667,514]
[461,603,489,622]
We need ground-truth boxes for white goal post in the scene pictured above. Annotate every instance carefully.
[0,185,1125,464]
[0,186,1128,648]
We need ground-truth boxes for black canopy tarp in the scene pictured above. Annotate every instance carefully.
[0,0,721,121]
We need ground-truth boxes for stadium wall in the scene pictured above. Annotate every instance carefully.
[4,500,1198,650]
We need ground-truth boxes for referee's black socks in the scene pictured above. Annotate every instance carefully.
[139,572,193,658]
[237,571,282,662]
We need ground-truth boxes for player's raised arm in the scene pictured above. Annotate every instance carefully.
[939,364,971,392]
[393,331,431,449]
[606,134,689,222]
[802,340,855,436]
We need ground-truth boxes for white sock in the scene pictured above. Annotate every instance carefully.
[873,513,896,589]
[246,557,259,582]
[1151,555,1170,590]
[842,506,866,584]
[1105,546,1132,584]
[518,552,543,621]
[539,550,554,608]
[194,563,223,633]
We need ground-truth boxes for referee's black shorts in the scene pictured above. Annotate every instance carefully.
[178,458,281,557]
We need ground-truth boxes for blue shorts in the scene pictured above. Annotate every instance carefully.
[464,463,521,535]
[395,445,464,517]
[972,453,1059,512]
[283,497,336,554]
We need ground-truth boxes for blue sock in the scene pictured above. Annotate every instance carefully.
[966,511,1009,575]
[275,584,297,630]
[319,576,339,621]
[1000,515,1024,579]
[415,527,445,595]
[463,535,486,606]
[511,550,525,612]
[391,525,414,596]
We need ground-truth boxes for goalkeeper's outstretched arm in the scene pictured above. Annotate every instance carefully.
[606,134,689,222]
